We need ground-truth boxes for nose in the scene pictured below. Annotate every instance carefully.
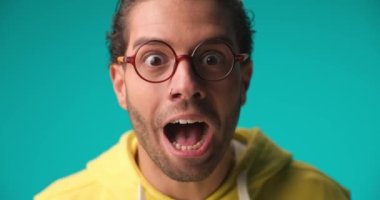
[168,55,206,101]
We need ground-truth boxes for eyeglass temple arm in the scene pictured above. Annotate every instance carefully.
[116,56,124,64]
[234,53,249,62]
[116,56,136,65]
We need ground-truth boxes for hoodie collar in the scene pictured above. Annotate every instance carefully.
[86,128,292,199]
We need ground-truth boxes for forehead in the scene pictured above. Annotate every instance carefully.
[125,0,235,52]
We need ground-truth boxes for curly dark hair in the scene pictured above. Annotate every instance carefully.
[107,0,255,64]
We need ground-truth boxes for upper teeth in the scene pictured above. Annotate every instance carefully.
[171,119,202,124]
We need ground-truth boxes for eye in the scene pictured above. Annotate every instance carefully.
[201,52,224,66]
[144,54,166,67]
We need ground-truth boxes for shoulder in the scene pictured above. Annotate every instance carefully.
[34,170,105,200]
[34,132,138,200]
[258,161,350,200]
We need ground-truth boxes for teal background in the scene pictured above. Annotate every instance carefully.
[0,0,379,199]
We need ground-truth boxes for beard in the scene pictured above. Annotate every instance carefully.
[125,93,241,182]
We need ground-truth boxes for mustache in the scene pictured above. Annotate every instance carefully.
[156,100,219,126]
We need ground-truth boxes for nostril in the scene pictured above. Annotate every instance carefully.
[170,88,181,99]
[171,93,182,99]
[170,90,203,100]
[193,92,201,99]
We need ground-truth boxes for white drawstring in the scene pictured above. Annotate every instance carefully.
[138,184,146,200]
[233,140,250,200]
[237,169,250,200]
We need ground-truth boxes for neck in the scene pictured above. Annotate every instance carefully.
[137,144,235,200]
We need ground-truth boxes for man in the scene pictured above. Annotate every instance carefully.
[35,0,350,199]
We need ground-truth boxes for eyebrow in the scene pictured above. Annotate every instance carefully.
[131,35,235,51]
[132,37,169,50]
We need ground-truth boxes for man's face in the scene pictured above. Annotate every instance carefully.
[111,0,251,181]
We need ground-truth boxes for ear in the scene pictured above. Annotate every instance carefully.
[110,63,128,110]
[240,60,253,105]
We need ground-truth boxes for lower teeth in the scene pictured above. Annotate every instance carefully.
[173,140,203,151]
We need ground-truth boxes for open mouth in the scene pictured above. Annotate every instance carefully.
[164,119,209,152]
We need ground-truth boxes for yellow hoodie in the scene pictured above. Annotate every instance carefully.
[35,128,350,200]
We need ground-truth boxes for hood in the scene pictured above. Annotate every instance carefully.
[86,131,142,199]
[85,128,292,199]
[233,128,292,193]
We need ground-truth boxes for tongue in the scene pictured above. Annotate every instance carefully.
[172,124,203,146]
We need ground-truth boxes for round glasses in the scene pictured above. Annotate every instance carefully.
[117,39,249,83]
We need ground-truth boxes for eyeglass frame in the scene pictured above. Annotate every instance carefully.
[116,39,249,83]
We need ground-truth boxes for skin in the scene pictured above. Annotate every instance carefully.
[110,0,252,199]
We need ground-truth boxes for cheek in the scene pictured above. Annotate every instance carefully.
[223,72,242,99]
[125,77,163,121]
[209,77,242,113]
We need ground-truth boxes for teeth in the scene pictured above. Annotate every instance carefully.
[172,140,203,151]
[171,119,203,124]
[175,143,181,150]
